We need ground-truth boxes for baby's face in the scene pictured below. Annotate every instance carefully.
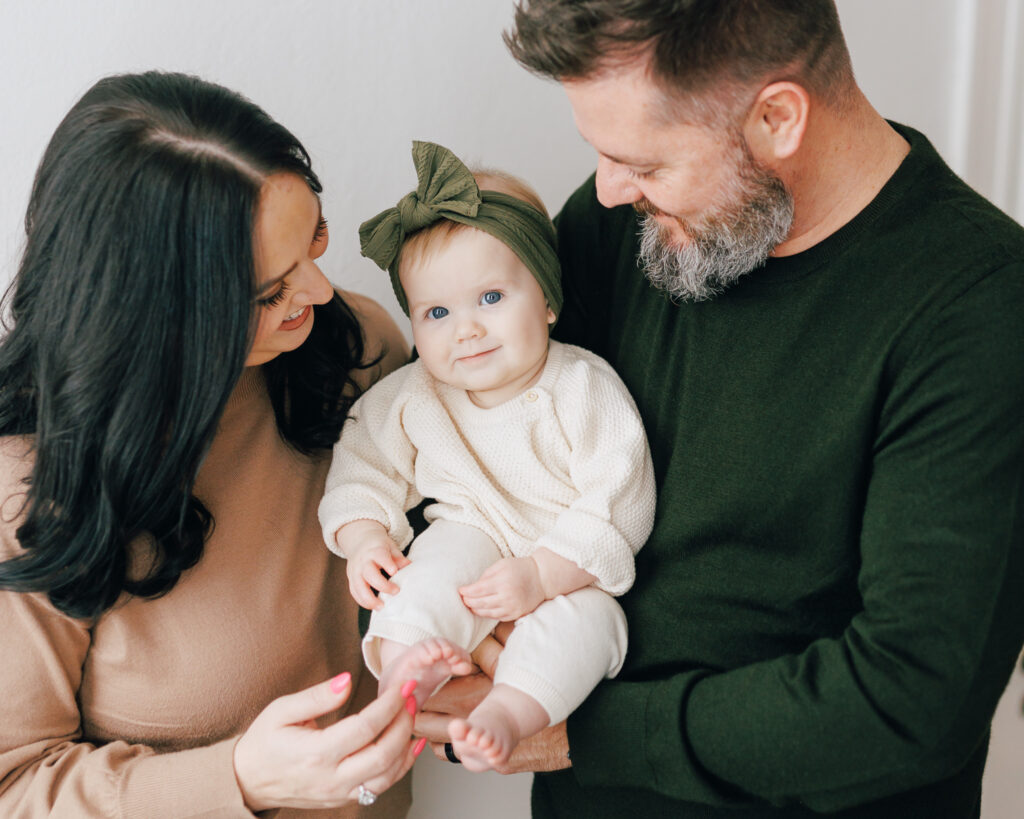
[400,228,555,408]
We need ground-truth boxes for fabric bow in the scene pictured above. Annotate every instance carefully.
[358,140,562,319]
[359,141,481,275]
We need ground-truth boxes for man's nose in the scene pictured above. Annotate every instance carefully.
[594,155,643,208]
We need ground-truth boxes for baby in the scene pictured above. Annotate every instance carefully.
[318,142,655,771]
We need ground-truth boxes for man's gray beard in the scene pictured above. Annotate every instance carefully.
[636,153,794,302]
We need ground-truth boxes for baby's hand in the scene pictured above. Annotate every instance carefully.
[336,520,411,610]
[459,557,545,621]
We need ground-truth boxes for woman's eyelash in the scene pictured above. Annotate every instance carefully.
[313,216,328,244]
[256,217,324,309]
[258,282,290,307]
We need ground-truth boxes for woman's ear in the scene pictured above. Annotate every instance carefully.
[547,306,557,325]
[743,81,810,163]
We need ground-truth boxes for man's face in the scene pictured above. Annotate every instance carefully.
[563,61,793,300]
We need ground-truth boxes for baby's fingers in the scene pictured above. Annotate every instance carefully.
[366,563,401,597]
[459,576,496,600]
[377,549,411,581]
[468,601,513,620]
[349,575,384,610]
[461,590,503,618]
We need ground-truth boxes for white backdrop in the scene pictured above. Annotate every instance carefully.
[0,2,1021,817]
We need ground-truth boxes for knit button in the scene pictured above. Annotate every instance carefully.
[525,391,539,402]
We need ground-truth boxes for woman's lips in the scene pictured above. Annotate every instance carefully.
[279,304,311,331]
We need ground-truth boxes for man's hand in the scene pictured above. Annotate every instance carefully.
[459,557,545,620]
[336,520,410,610]
[414,671,493,743]
[494,721,571,774]
[415,625,572,774]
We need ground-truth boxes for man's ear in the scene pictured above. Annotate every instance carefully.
[743,81,810,162]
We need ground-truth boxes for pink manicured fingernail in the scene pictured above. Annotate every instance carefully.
[400,679,418,698]
[330,672,351,693]
[405,696,417,716]
[413,737,427,757]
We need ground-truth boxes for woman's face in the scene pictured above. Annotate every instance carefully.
[246,172,335,366]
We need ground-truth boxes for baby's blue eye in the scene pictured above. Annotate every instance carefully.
[428,306,449,320]
[481,291,502,305]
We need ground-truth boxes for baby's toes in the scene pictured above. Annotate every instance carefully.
[448,718,471,743]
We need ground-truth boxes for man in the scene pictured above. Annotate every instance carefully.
[419,2,1024,816]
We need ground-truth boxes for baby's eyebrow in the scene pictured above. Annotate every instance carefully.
[407,298,445,312]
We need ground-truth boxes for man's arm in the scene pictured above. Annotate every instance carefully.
[565,264,1024,810]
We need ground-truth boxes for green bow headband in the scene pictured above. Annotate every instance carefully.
[359,141,562,318]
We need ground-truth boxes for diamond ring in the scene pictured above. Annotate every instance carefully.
[357,784,378,806]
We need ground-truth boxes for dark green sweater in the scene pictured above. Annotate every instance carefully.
[537,125,1024,818]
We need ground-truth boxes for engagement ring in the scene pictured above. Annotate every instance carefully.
[357,784,377,806]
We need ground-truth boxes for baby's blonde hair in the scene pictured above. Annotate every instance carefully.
[397,169,549,277]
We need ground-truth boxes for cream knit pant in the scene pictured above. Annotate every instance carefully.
[363,519,628,724]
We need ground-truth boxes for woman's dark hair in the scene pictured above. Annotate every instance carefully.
[0,71,368,619]
[505,0,855,122]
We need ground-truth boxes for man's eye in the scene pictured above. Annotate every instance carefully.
[428,306,449,319]
[481,291,502,305]
[628,167,656,180]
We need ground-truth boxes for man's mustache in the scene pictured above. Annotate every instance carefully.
[633,198,664,219]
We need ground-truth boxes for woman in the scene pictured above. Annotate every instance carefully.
[0,71,417,816]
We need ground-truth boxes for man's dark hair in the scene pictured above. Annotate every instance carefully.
[0,71,369,619]
[505,0,855,122]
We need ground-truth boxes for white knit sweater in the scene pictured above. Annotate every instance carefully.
[319,341,655,595]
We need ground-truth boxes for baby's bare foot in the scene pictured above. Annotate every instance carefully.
[449,684,549,772]
[379,637,473,706]
[449,713,518,773]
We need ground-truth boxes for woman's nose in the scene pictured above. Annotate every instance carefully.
[295,262,335,306]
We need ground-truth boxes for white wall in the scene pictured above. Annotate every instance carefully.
[0,2,1020,817]
[0,0,594,313]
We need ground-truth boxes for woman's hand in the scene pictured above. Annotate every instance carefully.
[233,672,424,812]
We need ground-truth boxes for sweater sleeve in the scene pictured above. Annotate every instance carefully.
[319,364,423,553]
[0,522,251,816]
[566,264,1024,810]
[535,352,656,595]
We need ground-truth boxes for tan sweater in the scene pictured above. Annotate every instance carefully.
[0,364,411,818]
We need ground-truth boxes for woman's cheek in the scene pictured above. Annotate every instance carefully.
[252,310,275,345]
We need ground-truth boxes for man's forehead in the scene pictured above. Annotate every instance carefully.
[565,83,716,166]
